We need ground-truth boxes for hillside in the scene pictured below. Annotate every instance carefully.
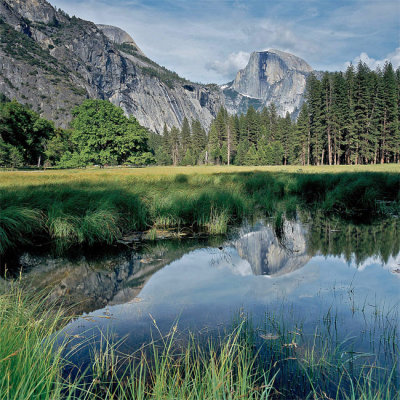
[0,0,222,132]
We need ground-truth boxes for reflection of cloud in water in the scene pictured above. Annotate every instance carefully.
[57,220,400,360]
[348,254,400,276]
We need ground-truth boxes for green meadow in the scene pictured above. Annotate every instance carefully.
[1,164,400,254]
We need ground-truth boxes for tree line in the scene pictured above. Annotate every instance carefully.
[154,61,400,166]
[1,61,398,169]
[0,98,154,168]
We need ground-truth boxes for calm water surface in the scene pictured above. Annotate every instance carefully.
[41,219,398,367]
[5,218,400,370]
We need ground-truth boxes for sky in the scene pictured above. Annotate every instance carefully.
[49,0,400,84]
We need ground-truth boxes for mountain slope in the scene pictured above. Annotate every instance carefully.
[222,49,314,117]
[0,0,223,132]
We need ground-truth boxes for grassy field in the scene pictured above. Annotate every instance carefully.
[1,164,400,254]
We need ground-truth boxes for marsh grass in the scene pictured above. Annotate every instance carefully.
[1,166,400,254]
[0,286,399,399]
[0,285,71,400]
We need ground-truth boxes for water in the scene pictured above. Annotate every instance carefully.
[4,218,400,375]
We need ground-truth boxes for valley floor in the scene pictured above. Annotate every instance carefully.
[1,164,400,254]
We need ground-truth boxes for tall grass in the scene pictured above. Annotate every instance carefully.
[1,167,399,254]
[0,287,398,399]
[0,285,69,399]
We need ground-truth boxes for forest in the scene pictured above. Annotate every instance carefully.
[155,62,400,166]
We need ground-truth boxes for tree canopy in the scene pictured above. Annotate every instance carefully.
[63,99,155,167]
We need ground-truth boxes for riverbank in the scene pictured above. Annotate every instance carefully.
[1,165,400,254]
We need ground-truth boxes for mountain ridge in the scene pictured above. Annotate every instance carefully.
[223,49,314,117]
[0,0,319,131]
[0,0,223,132]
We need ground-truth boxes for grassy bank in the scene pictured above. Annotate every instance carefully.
[0,287,398,399]
[1,165,400,254]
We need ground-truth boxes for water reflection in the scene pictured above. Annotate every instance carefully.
[234,220,310,276]
[2,218,400,363]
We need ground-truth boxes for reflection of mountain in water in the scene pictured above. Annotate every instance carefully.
[13,242,210,315]
[233,221,310,276]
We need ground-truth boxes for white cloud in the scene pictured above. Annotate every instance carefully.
[206,51,250,81]
[345,47,400,71]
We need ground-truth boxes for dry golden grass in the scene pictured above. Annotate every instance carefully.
[1,163,399,188]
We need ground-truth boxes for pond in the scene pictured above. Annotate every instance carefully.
[2,216,400,394]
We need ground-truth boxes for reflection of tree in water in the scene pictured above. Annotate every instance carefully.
[208,247,233,268]
[306,214,400,266]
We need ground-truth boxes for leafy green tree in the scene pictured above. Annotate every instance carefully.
[0,99,53,166]
[70,99,154,166]
[45,128,74,165]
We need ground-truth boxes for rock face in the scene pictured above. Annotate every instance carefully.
[223,50,314,117]
[233,221,310,276]
[0,0,223,132]
[0,0,317,131]
[97,24,145,56]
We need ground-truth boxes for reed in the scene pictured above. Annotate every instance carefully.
[1,166,399,254]
[0,286,398,399]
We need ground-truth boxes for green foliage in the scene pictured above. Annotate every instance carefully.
[152,62,399,167]
[69,99,155,166]
[45,128,74,165]
[0,99,54,166]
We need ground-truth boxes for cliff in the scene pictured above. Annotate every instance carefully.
[222,49,314,117]
[0,0,223,132]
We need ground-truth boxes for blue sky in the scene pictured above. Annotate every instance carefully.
[50,0,400,84]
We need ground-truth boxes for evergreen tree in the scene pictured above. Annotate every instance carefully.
[295,103,310,165]
[306,73,323,165]
[169,126,180,166]
[180,118,191,154]
[382,62,399,162]
[191,119,207,164]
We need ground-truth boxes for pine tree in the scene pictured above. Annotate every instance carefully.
[208,123,221,164]
[179,117,191,163]
[295,103,310,165]
[280,112,293,165]
[331,72,347,164]
[244,144,259,165]
[191,119,207,164]
[344,65,356,164]
[169,126,180,166]
[382,62,399,162]
[306,73,323,165]
[320,72,334,165]
[158,124,172,165]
